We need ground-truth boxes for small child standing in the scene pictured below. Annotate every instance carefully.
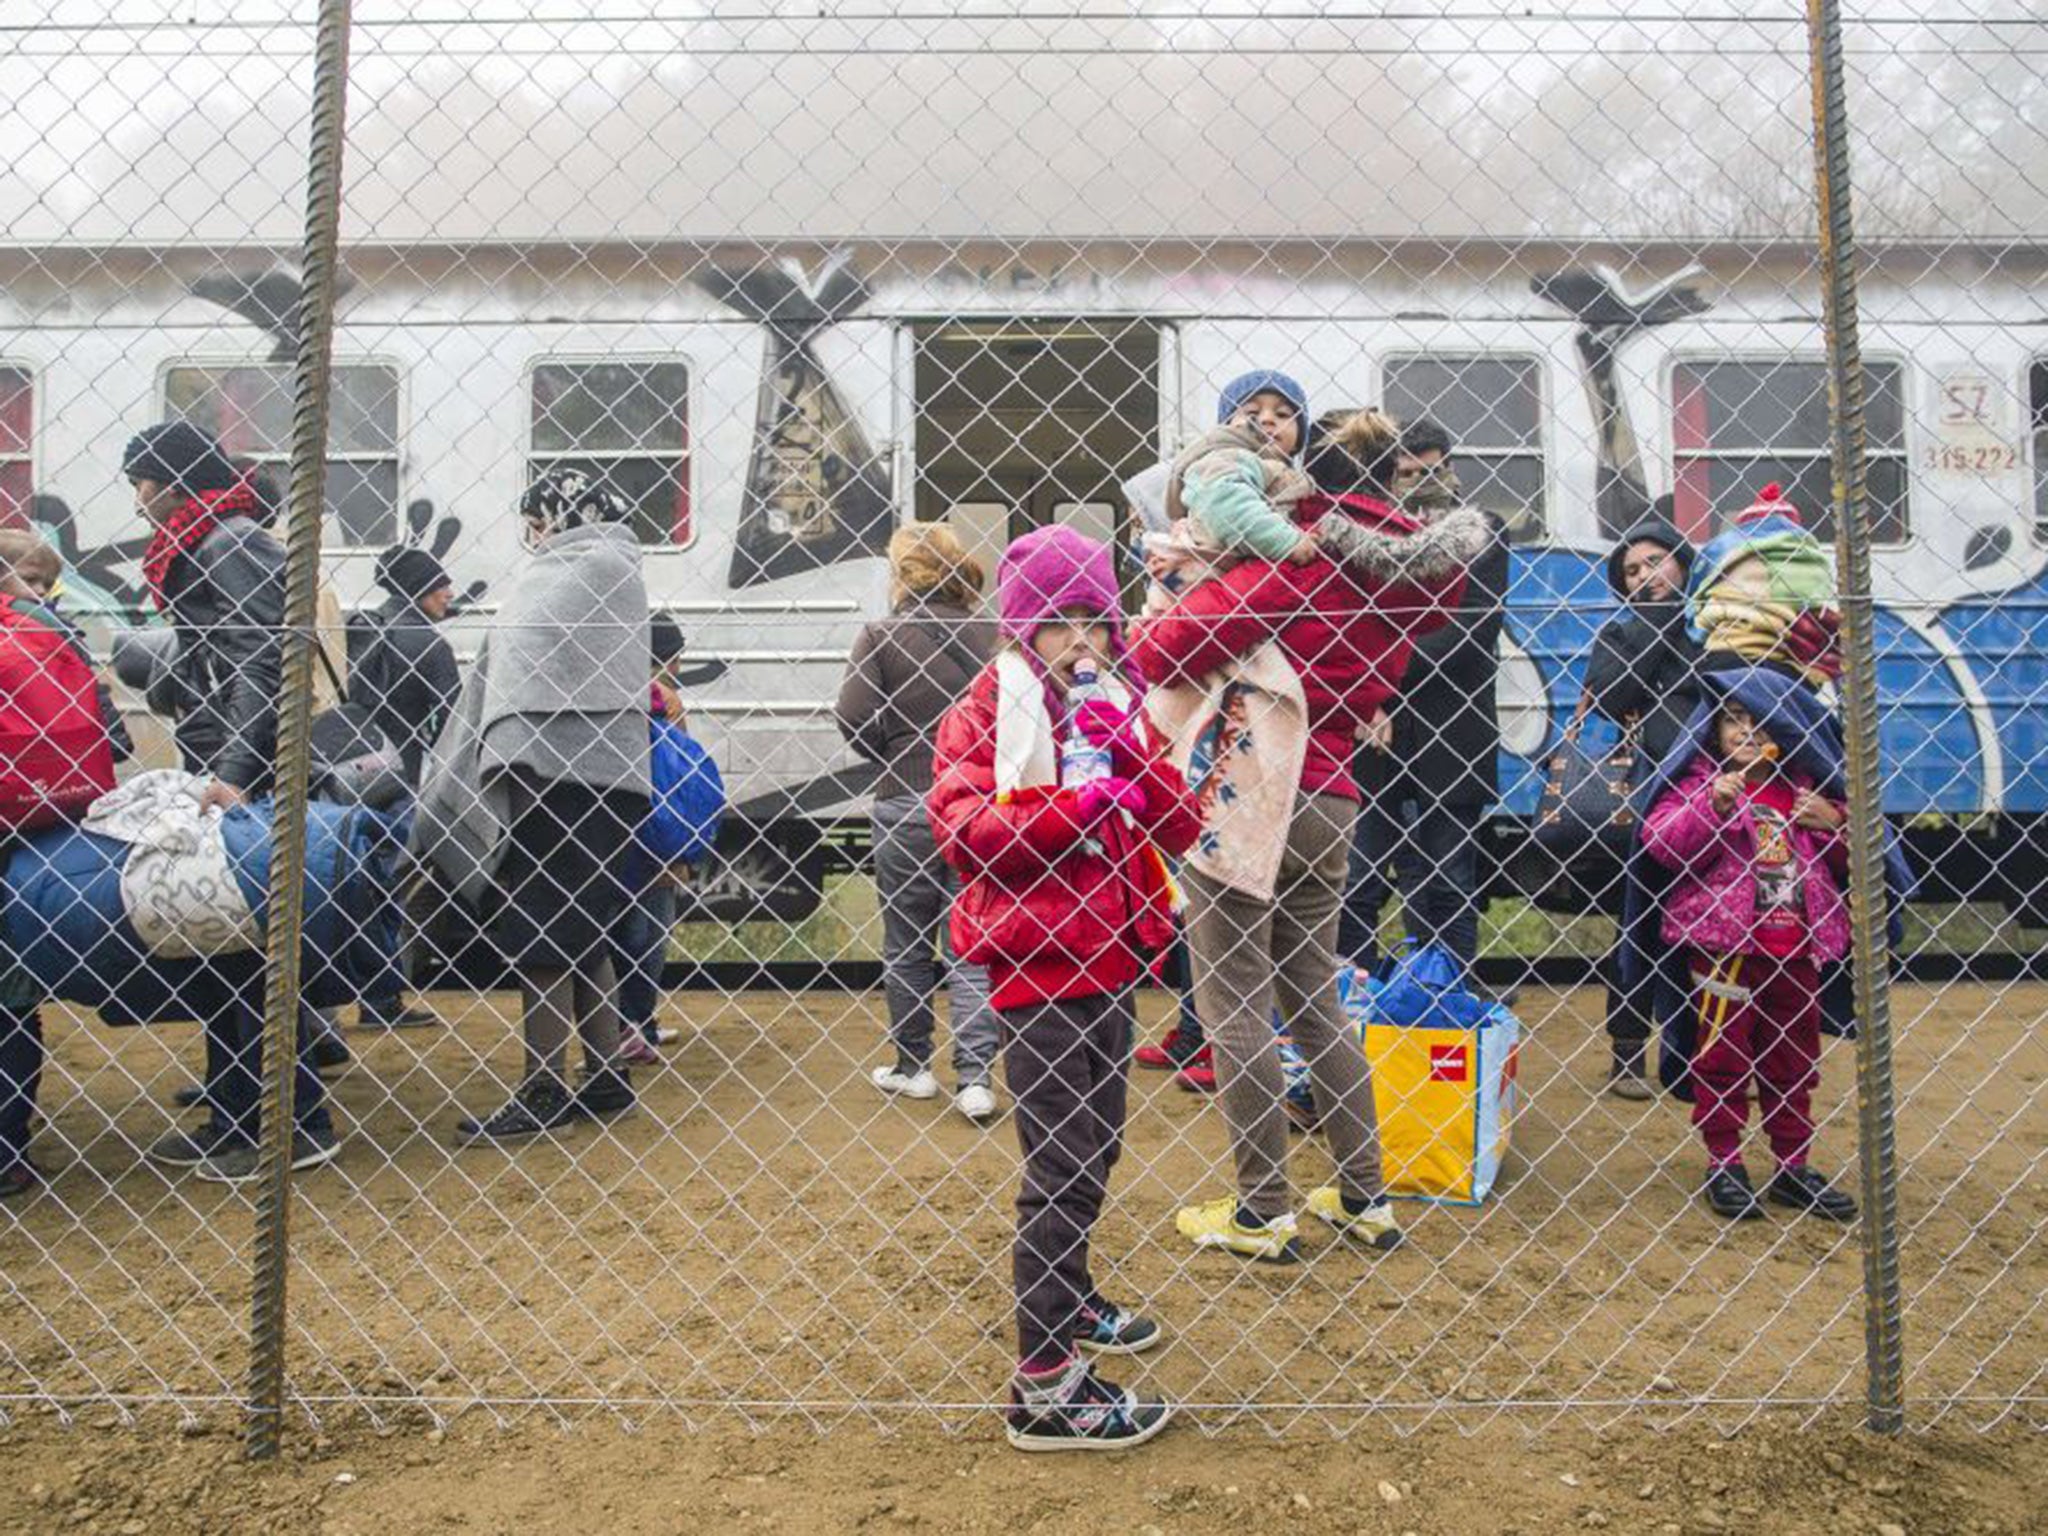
[929,525,1200,1452]
[1640,691,1860,1222]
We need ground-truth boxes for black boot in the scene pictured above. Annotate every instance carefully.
[1766,1164,1858,1222]
[1703,1162,1765,1220]
[573,1066,636,1121]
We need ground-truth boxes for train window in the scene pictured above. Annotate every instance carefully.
[1381,354,1546,542]
[2031,362,2048,540]
[1670,358,1909,543]
[0,367,29,527]
[162,363,400,546]
[530,361,691,547]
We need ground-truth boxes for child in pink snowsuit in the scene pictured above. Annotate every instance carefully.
[1640,699,1860,1224]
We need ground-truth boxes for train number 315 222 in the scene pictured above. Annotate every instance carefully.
[1922,443,2025,474]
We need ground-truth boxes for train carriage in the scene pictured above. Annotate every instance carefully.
[2,10,2043,920]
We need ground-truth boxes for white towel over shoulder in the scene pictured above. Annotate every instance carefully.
[992,649,1138,799]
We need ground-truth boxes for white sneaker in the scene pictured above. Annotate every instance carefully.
[956,1083,998,1123]
[871,1064,940,1100]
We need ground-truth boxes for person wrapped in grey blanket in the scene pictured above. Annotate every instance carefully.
[413,469,651,1146]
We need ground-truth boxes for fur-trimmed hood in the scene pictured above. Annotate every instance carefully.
[1312,498,1491,587]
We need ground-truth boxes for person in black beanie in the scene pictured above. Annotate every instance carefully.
[349,544,460,783]
[122,419,340,1178]
[123,421,241,504]
[1585,503,1703,1098]
[346,543,462,1031]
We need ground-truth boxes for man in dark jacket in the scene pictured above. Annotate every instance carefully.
[122,420,339,1178]
[348,545,460,785]
[126,421,287,808]
[345,544,461,1030]
[1585,506,1702,1098]
[1585,509,1701,777]
[1337,424,1510,976]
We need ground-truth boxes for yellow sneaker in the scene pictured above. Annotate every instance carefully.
[1304,1187,1404,1251]
[1174,1196,1300,1263]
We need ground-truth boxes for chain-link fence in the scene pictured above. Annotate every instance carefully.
[2,1,2044,1450]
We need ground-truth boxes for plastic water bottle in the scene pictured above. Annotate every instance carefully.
[1060,664,1115,788]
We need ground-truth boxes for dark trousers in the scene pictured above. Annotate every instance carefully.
[206,995,332,1143]
[615,879,678,1039]
[1002,989,1134,1368]
[1337,791,1484,973]
[873,794,998,1082]
[0,1004,43,1168]
[1157,928,1205,1051]
[1602,936,1653,1052]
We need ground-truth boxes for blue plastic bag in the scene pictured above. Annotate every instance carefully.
[1369,942,1491,1033]
[641,717,726,867]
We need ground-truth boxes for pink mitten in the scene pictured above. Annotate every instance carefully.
[1073,776,1145,824]
[1073,699,1146,775]
[1073,698,1134,745]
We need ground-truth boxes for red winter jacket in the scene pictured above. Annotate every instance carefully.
[927,663,1201,1011]
[1127,491,1474,800]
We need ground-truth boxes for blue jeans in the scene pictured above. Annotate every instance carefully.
[615,880,678,1042]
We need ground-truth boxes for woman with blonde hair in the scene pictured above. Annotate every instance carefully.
[836,521,1001,1121]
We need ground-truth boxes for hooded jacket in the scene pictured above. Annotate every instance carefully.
[1641,757,1852,963]
[1127,491,1474,801]
[1585,517,1704,774]
[347,595,461,784]
[927,661,1200,1010]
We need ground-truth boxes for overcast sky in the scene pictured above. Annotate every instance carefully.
[2,2,2040,246]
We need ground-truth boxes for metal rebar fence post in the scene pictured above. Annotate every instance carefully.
[1806,0,1906,1436]
[244,0,355,1463]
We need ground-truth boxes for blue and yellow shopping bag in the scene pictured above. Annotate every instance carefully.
[1339,949,1520,1205]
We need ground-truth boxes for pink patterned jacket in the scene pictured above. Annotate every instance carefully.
[1640,759,1852,963]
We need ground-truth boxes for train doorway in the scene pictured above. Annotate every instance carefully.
[909,318,1162,595]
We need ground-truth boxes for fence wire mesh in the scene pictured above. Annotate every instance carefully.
[0,0,2044,1444]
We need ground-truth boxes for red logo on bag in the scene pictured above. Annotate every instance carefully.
[1429,1045,1469,1083]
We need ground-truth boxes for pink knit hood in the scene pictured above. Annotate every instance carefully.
[996,525,1127,664]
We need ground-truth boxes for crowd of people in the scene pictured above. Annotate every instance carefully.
[838,370,1888,1450]
[0,373,1895,1454]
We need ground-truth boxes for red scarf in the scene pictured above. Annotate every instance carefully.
[143,484,262,611]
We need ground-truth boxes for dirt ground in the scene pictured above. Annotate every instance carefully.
[2,981,2043,1533]
[1,1413,2042,1535]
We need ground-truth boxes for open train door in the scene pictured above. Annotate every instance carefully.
[908,317,1162,599]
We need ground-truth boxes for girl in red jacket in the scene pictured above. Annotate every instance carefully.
[929,524,1199,1453]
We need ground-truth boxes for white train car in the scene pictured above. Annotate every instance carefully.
[3,8,2043,914]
